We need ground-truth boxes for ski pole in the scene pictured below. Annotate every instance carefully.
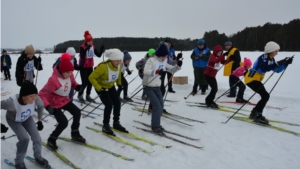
[223,62,290,124]
[34,54,41,86]
[81,102,103,119]
[1,134,16,140]
[122,75,160,107]
[214,76,245,102]
[131,83,143,94]
[139,97,148,116]
[128,74,139,85]
[163,74,174,103]
[184,87,201,100]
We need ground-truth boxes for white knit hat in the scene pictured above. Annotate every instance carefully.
[105,49,124,60]
[264,41,280,53]
[66,47,76,56]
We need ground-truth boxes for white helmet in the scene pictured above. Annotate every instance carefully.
[66,47,76,56]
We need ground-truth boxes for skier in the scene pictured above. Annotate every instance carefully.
[204,45,225,108]
[223,41,241,98]
[136,48,155,100]
[39,53,86,150]
[1,82,50,169]
[118,50,133,102]
[53,47,80,100]
[78,30,105,103]
[1,49,12,81]
[190,39,211,95]
[89,49,127,136]
[229,57,252,103]
[143,44,182,134]
[161,39,177,93]
[15,45,43,87]
[245,41,293,124]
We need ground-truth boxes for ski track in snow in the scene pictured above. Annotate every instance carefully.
[1,51,299,169]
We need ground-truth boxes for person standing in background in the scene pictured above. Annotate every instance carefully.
[1,49,12,80]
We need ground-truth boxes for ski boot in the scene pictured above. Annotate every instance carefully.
[47,137,58,151]
[15,163,27,169]
[77,95,85,103]
[86,95,95,103]
[35,157,51,169]
[236,98,248,103]
[148,104,152,113]
[151,127,164,135]
[168,89,175,93]
[102,124,115,136]
[123,96,133,102]
[71,130,86,143]
[254,115,269,125]
[191,90,197,96]
[207,102,219,109]
[249,108,257,119]
[201,91,206,95]
[227,94,236,98]
[113,121,128,133]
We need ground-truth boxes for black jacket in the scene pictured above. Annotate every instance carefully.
[15,51,43,86]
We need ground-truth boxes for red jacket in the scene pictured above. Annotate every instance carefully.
[204,45,225,78]
[38,66,78,108]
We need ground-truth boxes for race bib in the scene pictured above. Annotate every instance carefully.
[213,63,221,70]
[106,64,120,83]
[86,47,95,59]
[54,77,71,96]
[12,95,35,122]
[24,60,35,71]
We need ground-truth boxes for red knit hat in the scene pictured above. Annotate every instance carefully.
[59,53,74,73]
[84,30,93,42]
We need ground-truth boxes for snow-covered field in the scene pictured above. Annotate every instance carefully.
[1,51,299,169]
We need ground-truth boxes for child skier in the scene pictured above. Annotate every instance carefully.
[15,45,43,87]
[39,53,85,150]
[78,30,105,103]
[143,44,182,134]
[229,57,252,103]
[53,47,80,100]
[1,82,50,169]
[245,41,293,124]
[118,50,133,102]
[190,39,211,95]
[89,49,126,136]
[136,48,155,100]
[1,49,12,80]
[204,45,225,108]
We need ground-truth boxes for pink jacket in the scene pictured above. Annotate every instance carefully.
[231,66,246,78]
[38,66,78,108]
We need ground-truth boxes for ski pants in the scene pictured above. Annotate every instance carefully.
[161,71,173,91]
[79,67,93,96]
[205,75,218,105]
[144,86,164,128]
[117,74,128,98]
[229,75,245,99]
[3,66,11,79]
[246,81,269,112]
[6,116,42,165]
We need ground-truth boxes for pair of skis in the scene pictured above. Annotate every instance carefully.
[4,156,52,169]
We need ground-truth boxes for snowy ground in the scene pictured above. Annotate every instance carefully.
[1,51,299,169]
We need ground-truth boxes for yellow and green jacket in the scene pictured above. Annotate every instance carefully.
[89,60,122,92]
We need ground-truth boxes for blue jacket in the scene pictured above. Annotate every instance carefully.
[1,55,12,69]
[192,47,210,68]
[167,48,177,65]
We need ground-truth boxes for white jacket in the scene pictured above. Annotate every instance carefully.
[143,56,180,87]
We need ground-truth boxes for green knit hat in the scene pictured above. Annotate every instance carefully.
[148,48,155,57]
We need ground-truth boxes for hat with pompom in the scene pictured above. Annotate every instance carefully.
[59,53,74,73]
[243,57,252,67]
[84,31,93,42]
[105,49,124,60]
[66,47,76,56]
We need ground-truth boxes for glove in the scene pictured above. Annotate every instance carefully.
[285,57,293,65]
[127,70,132,75]
[100,45,105,53]
[155,69,163,75]
[46,106,55,115]
[86,45,92,51]
[1,123,9,133]
[139,69,144,75]
[177,53,183,61]
[37,121,43,131]
[177,60,183,67]
[117,85,123,90]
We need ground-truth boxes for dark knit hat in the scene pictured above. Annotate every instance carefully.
[2,49,7,54]
[59,53,74,73]
[155,44,169,57]
[224,41,232,46]
[19,82,38,97]
[123,50,132,61]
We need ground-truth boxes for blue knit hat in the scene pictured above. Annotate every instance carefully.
[1,49,7,54]
[155,44,169,57]
[123,50,132,61]
[197,39,205,45]
[224,41,233,46]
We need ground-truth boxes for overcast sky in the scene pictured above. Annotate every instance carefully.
[1,0,299,49]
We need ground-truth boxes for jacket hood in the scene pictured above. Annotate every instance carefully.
[213,45,223,56]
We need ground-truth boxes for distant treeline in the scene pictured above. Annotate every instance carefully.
[53,19,300,53]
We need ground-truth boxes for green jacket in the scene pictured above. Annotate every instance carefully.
[89,60,122,92]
